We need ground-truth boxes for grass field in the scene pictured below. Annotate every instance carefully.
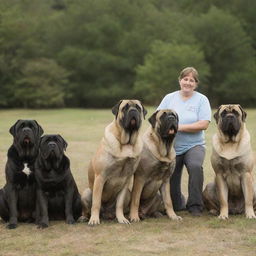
[0,107,256,256]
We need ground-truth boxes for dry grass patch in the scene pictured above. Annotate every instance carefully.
[0,108,256,256]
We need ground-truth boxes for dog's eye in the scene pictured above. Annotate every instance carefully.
[123,104,129,112]
[221,110,227,117]
[232,110,239,116]
[28,123,34,129]
[51,137,57,142]
[44,137,53,143]
[135,104,141,112]
[56,137,62,143]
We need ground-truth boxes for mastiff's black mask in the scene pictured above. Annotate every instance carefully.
[149,109,179,139]
[39,135,68,170]
[214,105,246,139]
[112,99,147,133]
[148,109,179,153]
[10,119,44,160]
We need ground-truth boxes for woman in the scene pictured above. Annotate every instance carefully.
[157,67,211,216]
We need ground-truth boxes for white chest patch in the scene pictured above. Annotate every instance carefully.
[22,163,31,176]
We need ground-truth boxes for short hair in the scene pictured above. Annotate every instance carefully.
[178,67,199,83]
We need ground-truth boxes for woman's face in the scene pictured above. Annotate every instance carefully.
[179,72,197,95]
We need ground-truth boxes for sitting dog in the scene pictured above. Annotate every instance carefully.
[0,120,43,229]
[35,134,82,228]
[203,104,256,219]
[130,109,181,221]
[81,99,147,225]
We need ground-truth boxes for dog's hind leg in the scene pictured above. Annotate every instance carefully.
[203,182,220,215]
[252,184,256,213]
[79,188,92,222]
[141,193,163,218]
[0,189,9,222]
[73,194,82,221]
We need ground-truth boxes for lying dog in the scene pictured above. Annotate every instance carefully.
[203,104,256,219]
[130,109,181,221]
[0,120,43,229]
[82,99,147,225]
[35,135,82,228]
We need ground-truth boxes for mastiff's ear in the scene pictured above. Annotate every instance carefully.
[112,100,123,119]
[148,111,159,129]
[213,106,221,124]
[57,135,68,151]
[142,105,147,119]
[174,111,179,123]
[39,136,43,144]
[9,120,21,136]
[238,105,247,122]
[39,136,44,147]
[33,120,44,137]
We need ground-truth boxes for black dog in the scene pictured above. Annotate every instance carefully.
[0,120,44,229]
[35,134,82,228]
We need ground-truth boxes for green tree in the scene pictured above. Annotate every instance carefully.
[134,41,210,104]
[14,58,69,108]
[0,0,63,107]
[50,0,197,107]
[191,6,256,106]
[0,0,255,108]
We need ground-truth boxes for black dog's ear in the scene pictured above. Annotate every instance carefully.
[112,100,123,119]
[238,105,247,122]
[136,100,147,119]
[39,136,44,146]
[9,120,21,136]
[148,111,159,129]
[57,135,68,151]
[33,120,44,136]
[213,106,221,124]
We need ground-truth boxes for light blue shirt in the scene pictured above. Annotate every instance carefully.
[157,91,211,155]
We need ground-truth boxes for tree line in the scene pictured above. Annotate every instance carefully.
[0,0,255,108]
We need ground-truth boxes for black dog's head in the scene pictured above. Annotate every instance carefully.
[149,109,179,140]
[39,135,68,170]
[214,104,246,139]
[112,99,147,133]
[10,119,44,159]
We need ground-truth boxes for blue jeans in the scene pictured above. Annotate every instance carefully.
[170,145,205,212]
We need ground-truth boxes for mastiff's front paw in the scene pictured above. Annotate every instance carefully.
[88,215,100,226]
[6,223,17,229]
[66,216,75,224]
[130,215,141,223]
[117,216,130,224]
[37,223,49,229]
[245,209,256,219]
[218,214,228,220]
[169,214,182,220]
